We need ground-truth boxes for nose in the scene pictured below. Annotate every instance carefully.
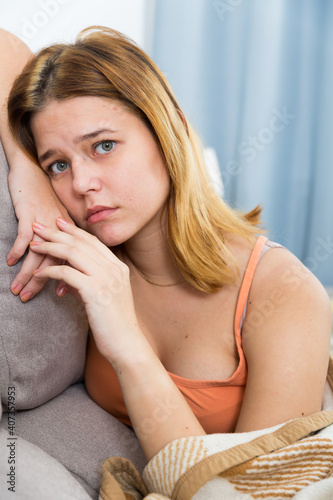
[71,158,102,195]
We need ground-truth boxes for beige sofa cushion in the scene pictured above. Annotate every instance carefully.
[0,140,89,411]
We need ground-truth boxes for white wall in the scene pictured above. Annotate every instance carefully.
[0,0,155,52]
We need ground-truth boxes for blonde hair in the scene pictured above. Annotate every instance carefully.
[8,26,262,293]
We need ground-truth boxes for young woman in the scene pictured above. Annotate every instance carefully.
[5,26,331,461]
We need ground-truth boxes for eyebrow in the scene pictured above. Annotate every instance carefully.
[38,128,117,164]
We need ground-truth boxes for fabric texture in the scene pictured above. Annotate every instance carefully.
[152,0,333,288]
[99,357,333,500]
[0,140,146,498]
[87,236,275,435]
[0,427,92,500]
[0,383,147,499]
[0,140,89,411]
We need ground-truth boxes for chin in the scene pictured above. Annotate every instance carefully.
[91,226,131,247]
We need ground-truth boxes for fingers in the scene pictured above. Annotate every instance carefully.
[10,248,44,296]
[56,280,71,298]
[53,218,114,260]
[7,218,34,266]
[33,218,118,265]
[10,231,47,296]
[30,238,94,276]
[33,263,90,302]
[10,227,68,302]
[10,243,64,301]
[17,218,126,304]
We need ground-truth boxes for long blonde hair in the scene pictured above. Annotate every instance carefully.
[8,26,262,293]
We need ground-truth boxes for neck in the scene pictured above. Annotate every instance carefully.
[122,225,183,287]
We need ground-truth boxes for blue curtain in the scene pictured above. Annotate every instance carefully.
[152,0,333,286]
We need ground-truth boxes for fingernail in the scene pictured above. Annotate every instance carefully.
[57,217,68,225]
[11,283,23,295]
[33,222,46,230]
[20,292,33,303]
[7,258,17,266]
[57,286,68,297]
[30,241,42,248]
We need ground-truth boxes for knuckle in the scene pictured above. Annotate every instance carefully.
[59,265,71,279]
[28,280,47,292]
[67,244,78,256]
[17,267,36,282]
[16,273,30,284]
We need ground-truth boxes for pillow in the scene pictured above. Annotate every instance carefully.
[0,140,89,411]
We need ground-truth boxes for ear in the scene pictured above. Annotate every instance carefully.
[177,109,189,136]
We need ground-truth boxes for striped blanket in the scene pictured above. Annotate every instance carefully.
[99,357,333,500]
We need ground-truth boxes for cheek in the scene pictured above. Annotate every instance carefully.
[151,165,171,202]
[126,170,170,209]
[136,155,170,194]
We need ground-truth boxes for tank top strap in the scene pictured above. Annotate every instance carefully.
[234,235,268,338]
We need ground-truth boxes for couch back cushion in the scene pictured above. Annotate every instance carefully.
[0,141,89,410]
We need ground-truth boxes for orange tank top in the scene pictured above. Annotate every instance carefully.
[85,236,278,434]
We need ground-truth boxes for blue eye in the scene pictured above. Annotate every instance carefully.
[49,161,69,174]
[95,141,115,154]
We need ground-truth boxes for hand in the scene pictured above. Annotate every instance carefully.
[30,218,142,362]
[7,165,73,301]
[30,219,207,461]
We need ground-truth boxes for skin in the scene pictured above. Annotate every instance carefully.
[1,37,331,459]
[30,97,207,458]
[31,97,172,251]
[0,28,72,302]
[27,97,332,462]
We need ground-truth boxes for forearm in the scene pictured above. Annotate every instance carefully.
[28,220,205,458]
[0,34,71,295]
[1,122,38,171]
[0,29,32,165]
[0,30,56,215]
[112,341,206,461]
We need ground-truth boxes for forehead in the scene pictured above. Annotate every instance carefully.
[32,96,128,126]
[29,96,159,165]
[30,96,145,149]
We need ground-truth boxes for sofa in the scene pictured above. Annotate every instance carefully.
[0,139,147,499]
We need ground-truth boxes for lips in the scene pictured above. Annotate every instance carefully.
[86,205,118,224]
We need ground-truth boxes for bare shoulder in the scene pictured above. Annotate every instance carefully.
[245,244,331,332]
[236,243,332,431]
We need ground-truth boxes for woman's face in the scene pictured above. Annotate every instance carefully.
[30,96,171,247]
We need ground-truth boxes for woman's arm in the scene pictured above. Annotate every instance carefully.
[0,29,71,301]
[30,219,206,460]
[236,248,331,432]
[0,29,32,155]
